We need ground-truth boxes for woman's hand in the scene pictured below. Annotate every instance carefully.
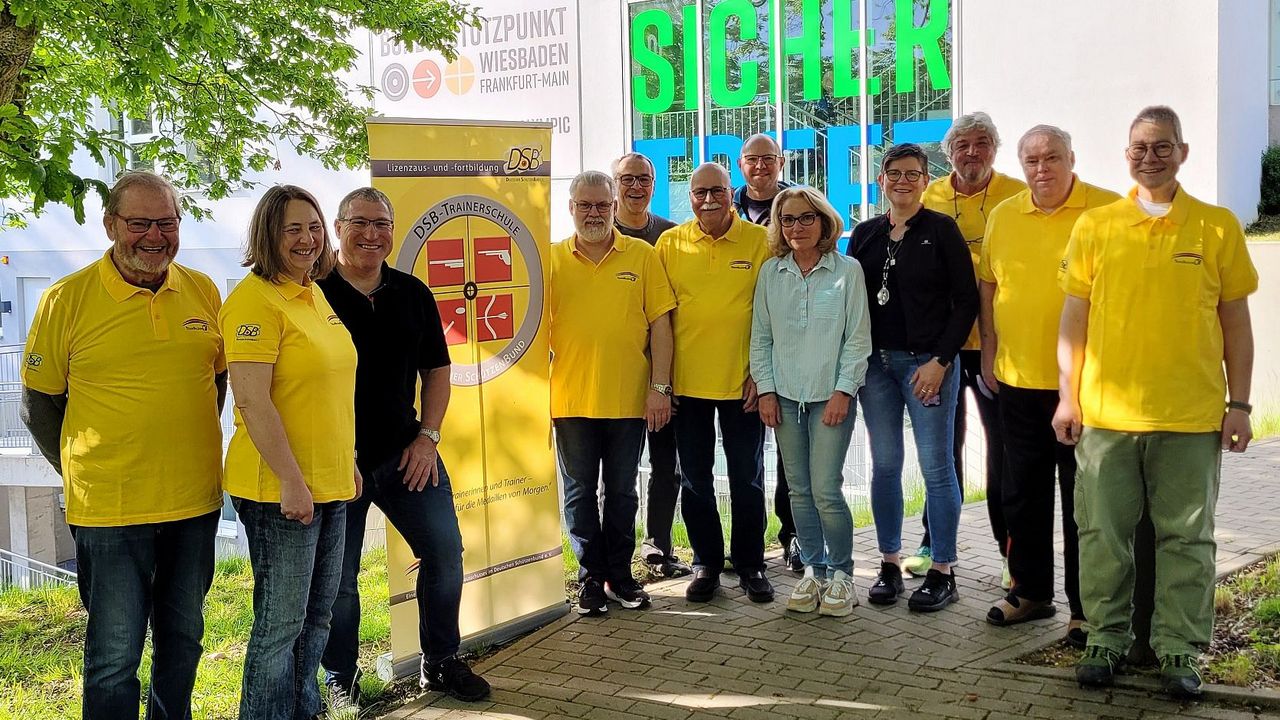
[280,480,314,525]
[910,358,948,404]
[822,391,851,426]
[758,393,781,428]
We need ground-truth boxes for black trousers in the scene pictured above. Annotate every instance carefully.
[920,349,1007,555]
[774,447,796,546]
[998,382,1082,618]
[641,422,682,561]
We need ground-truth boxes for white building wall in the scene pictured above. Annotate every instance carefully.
[958,0,1266,224]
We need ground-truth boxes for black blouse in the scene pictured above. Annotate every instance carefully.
[847,207,978,361]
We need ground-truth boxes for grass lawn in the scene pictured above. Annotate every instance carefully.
[0,548,392,720]
[1246,214,1280,242]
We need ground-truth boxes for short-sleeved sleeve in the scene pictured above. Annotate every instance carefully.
[417,281,451,370]
[220,285,283,363]
[21,286,70,395]
[1216,214,1259,302]
[1060,212,1096,299]
[642,247,677,323]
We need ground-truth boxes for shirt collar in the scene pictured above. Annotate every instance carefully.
[939,171,1010,200]
[271,275,313,301]
[693,214,742,242]
[1017,174,1086,215]
[777,251,835,277]
[1123,185,1191,226]
[570,228,626,257]
[97,250,181,302]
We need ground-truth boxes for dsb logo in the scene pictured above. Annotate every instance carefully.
[236,324,261,338]
[504,147,543,173]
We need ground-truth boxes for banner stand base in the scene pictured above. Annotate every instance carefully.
[376,601,570,681]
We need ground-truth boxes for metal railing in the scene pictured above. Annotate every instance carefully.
[0,548,77,590]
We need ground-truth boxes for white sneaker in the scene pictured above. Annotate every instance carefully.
[787,571,823,613]
[819,570,859,617]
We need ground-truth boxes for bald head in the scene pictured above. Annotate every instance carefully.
[691,162,730,188]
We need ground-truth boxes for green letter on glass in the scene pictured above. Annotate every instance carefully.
[894,0,952,93]
[708,0,760,108]
[631,8,676,114]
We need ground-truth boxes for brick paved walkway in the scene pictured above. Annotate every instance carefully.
[397,440,1280,720]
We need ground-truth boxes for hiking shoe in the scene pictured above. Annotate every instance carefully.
[643,552,692,578]
[685,566,721,602]
[986,593,1056,626]
[324,671,362,710]
[605,578,651,609]
[577,577,608,616]
[421,656,491,702]
[1159,654,1203,699]
[1000,557,1012,590]
[908,568,958,612]
[738,570,775,603]
[1065,617,1088,649]
[868,561,905,605]
[901,546,932,578]
[819,570,859,617]
[787,572,823,613]
[1076,645,1122,688]
[786,538,804,573]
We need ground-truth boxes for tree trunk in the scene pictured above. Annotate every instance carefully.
[0,4,39,107]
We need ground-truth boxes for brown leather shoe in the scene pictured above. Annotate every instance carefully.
[986,593,1057,626]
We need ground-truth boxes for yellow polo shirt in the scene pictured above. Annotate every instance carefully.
[220,273,357,503]
[656,215,768,400]
[21,252,225,527]
[924,171,1027,350]
[1060,187,1258,433]
[979,178,1121,390]
[549,230,677,418]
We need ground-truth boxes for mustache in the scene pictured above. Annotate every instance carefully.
[700,202,724,210]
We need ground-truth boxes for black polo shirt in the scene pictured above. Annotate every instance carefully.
[317,264,450,470]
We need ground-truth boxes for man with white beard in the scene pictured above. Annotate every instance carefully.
[656,163,773,604]
[549,170,677,616]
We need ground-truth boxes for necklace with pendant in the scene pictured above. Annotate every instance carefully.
[878,232,905,306]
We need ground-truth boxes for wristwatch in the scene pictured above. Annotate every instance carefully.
[651,383,673,397]
[418,427,442,444]
[931,355,952,369]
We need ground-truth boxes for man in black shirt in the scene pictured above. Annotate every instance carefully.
[611,152,689,579]
[318,188,489,706]
[733,134,800,573]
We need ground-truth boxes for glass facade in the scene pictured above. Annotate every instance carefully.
[628,0,954,235]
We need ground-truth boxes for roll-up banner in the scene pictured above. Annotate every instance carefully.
[367,118,564,678]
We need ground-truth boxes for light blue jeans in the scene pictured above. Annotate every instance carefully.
[858,350,962,565]
[774,396,856,577]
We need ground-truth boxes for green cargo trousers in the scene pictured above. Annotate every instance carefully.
[1074,427,1221,658]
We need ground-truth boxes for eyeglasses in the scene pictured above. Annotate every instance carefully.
[742,155,781,167]
[883,169,925,182]
[573,201,613,214]
[691,187,729,200]
[779,212,819,228]
[341,217,394,232]
[617,174,654,188]
[120,216,179,233]
[1126,142,1177,160]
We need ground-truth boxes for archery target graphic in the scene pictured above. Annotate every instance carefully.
[397,195,543,386]
[381,63,409,102]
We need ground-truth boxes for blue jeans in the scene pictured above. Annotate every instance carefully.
[858,350,962,565]
[72,509,218,720]
[674,396,766,573]
[554,417,646,582]
[323,455,464,687]
[774,397,857,577]
[233,498,346,720]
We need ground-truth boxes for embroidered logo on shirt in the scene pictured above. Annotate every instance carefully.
[182,318,210,332]
[1059,259,1069,272]
[24,353,42,368]
[616,271,638,282]
[1172,252,1203,266]
[236,324,261,338]
[729,260,754,270]
[327,314,344,326]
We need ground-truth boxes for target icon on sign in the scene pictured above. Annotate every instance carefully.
[381,63,409,101]
[397,195,543,387]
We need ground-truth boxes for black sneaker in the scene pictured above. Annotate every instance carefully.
[738,570,775,603]
[577,577,608,616]
[685,566,721,602]
[786,538,804,574]
[660,556,693,578]
[324,670,362,710]
[605,578,651,609]
[868,561,905,605]
[908,568,958,612]
[421,656,491,702]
